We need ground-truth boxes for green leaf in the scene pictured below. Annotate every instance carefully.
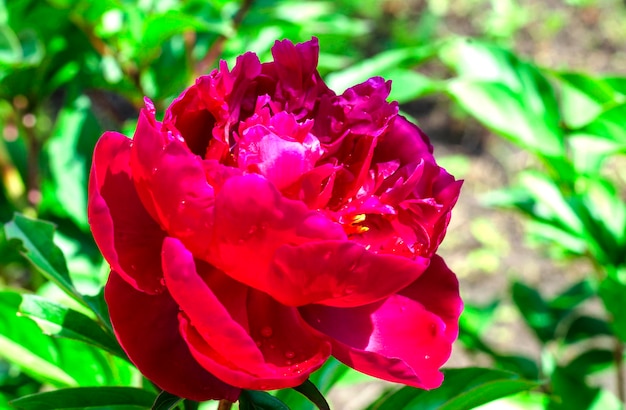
[152,390,184,410]
[448,79,563,157]
[44,95,94,230]
[598,276,626,342]
[4,213,76,299]
[239,390,289,410]
[292,380,330,410]
[18,294,125,358]
[548,366,599,410]
[564,316,612,343]
[367,368,538,410]
[567,133,626,175]
[325,45,437,93]
[549,280,594,311]
[580,103,626,144]
[565,349,614,375]
[9,387,156,409]
[511,281,555,342]
[139,11,229,62]
[556,72,618,128]
[441,39,564,157]
[275,358,349,410]
[0,292,77,387]
[518,171,584,236]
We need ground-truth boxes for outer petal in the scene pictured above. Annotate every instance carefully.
[271,241,431,307]
[161,237,331,390]
[130,109,216,256]
[88,131,166,294]
[105,271,239,401]
[299,255,462,389]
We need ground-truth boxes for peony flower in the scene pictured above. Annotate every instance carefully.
[88,38,463,402]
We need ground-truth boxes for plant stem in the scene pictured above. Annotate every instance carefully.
[611,345,624,404]
[217,399,233,410]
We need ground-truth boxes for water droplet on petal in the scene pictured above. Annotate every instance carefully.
[159,278,166,286]
[284,351,295,359]
[285,360,292,366]
[344,285,356,295]
[260,326,273,338]
[424,355,431,360]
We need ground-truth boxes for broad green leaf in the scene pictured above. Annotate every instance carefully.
[548,366,599,410]
[239,390,290,410]
[565,349,613,375]
[567,133,626,175]
[325,45,437,93]
[9,386,156,410]
[511,281,555,342]
[0,336,77,388]
[580,103,626,144]
[441,39,564,157]
[0,292,77,387]
[549,279,594,311]
[367,368,538,410]
[18,294,125,358]
[556,72,617,128]
[4,213,76,299]
[0,26,21,64]
[141,11,230,55]
[519,171,583,236]
[45,95,96,229]
[152,390,184,410]
[447,80,563,157]
[387,69,439,103]
[598,276,626,342]
[564,316,612,343]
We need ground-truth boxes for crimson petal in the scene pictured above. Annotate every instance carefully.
[88,132,166,294]
[105,271,239,401]
[162,237,331,390]
[299,255,462,389]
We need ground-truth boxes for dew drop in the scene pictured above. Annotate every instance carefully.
[159,278,166,286]
[424,355,431,360]
[260,326,273,338]
[344,285,356,295]
[284,351,295,359]
[151,167,158,174]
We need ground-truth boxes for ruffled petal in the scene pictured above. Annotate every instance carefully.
[299,255,462,389]
[161,237,331,390]
[88,131,166,294]
[105,270,239,401]
[373,115,435,166]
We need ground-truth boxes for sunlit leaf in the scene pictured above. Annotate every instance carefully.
[367,368,538,410]
[9,387,156,410]
[18,294,125,359]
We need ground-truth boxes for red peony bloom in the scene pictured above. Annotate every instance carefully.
[88,38,463,401]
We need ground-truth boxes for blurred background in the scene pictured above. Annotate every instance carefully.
[1,0,626,409]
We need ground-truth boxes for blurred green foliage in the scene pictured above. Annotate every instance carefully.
[1,0,626,409]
